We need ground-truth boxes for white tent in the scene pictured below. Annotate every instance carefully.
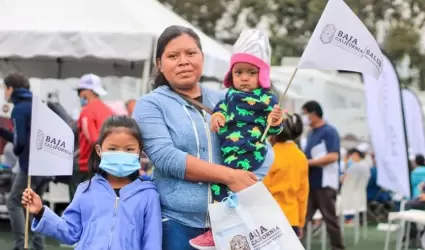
[124,0,230,79]
[0,0,152,61]
[0,0,230,90]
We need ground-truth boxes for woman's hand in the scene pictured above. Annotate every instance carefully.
[269,105,283,124]
[211,116,225,132]
[21,188,43,215]
[225,169,258,193]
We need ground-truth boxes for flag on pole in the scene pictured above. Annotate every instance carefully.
[298,0,383,79]
[28,96,74,176]
[363,56,410,198]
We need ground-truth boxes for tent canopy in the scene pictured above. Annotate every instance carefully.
[0,0,152,60]
[0,0,230,79]
[125,0,230,78]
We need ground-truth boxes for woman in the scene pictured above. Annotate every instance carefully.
[263,113,309,238]
[132,25,275,250]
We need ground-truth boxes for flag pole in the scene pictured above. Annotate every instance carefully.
[261,68,299,142]
[24,175,31,250]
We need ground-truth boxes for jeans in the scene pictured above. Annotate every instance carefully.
[162,219,206,250]
[7,171,49,250]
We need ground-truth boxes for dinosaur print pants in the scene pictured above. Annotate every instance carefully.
[211,146,266,203]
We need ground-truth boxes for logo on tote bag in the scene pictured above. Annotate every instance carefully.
[249,225,283,248]
[230,235,250,250]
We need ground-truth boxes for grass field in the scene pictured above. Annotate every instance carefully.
[0,220,417,249]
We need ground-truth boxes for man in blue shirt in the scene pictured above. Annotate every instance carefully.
[302,101,345,250]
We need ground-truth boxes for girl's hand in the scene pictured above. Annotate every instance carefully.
[211,116,225,132]
[21,188,43,215]
[226,169,258,193]
[269,105,283,123]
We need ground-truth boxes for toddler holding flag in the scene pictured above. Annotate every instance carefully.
[189,29,284,249]
[21,115,162,250]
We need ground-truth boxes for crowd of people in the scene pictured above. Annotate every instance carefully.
[0,24,415,250]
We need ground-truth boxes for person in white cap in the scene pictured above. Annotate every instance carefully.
[340,148,371,225]
[190,29,284,249]
[356,142,373,167]
[69,74,113,199]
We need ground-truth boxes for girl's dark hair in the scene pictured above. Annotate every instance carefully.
[275,113,304,143]
[152,25,203,90]
[84,115,143,192]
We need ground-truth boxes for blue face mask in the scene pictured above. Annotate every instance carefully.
[80,97,88,107]
[99,151,140,177]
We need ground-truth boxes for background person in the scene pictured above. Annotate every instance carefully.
[69,74,114,199]
[0,73,48,250]
[263,113,309,238]
[340,148,371,225]
[301,100,345,250]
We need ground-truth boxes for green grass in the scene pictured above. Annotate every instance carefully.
[0,220,407,250]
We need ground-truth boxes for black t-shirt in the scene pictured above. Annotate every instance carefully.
[114,188,120,197]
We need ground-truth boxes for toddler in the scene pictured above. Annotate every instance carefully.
[190,29,284,249]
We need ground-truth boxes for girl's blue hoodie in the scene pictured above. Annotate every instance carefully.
[31,175,162,250]
[133,85,274,229]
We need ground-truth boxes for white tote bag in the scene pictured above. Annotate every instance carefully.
[208,182,305,250]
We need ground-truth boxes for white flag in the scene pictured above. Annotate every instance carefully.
[298,0,383,79]
[29,96,74,176]
[363,56,410,198]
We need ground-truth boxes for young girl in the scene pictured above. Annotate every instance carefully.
[21,115,162,250]
[190,29,283,249]
[263,113,309,238]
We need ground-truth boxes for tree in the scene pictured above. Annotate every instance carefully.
[161,0,425,88]
[158,0,231,38]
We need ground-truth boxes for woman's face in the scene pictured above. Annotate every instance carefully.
[158,34,203,90]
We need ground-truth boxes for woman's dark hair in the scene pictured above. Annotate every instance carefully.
[275,113,304,143]
[84,115,143,192]
[152,25,203,90]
